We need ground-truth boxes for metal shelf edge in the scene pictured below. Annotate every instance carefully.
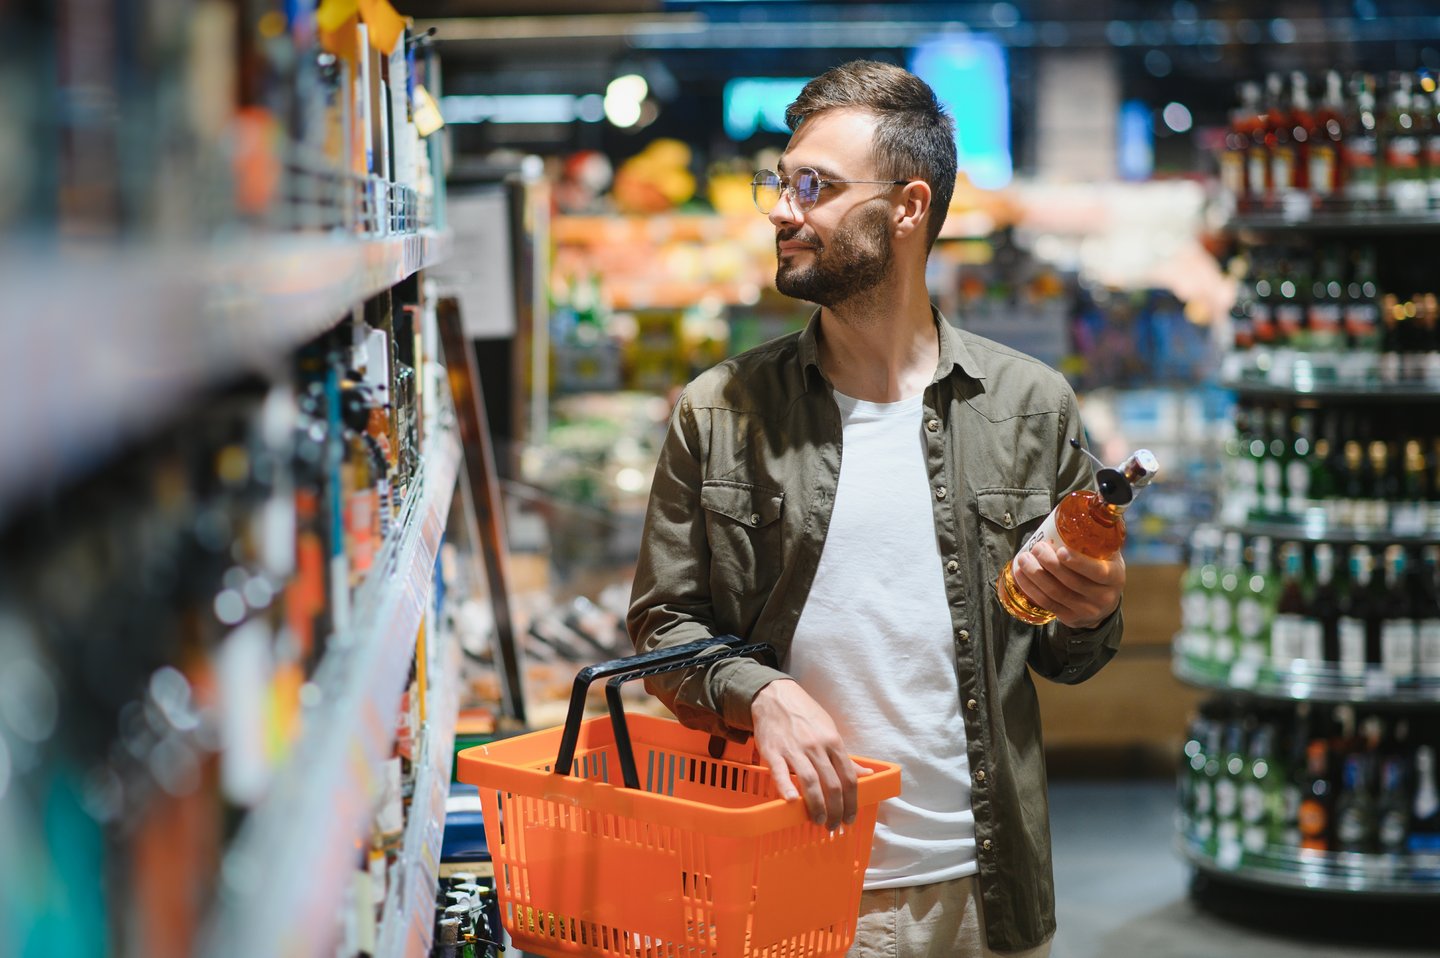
[0,229,452,524]
[1178,834,1440,897]
[375,623,462,958]
[1172,647,1440,705]
[201,427,461,958]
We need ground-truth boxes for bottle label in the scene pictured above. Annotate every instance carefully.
[1220,151,1245,198]
[1418,619,1440,678]
[1344,302,1379,338]
[1194,779,1214,816]
[1263,459,1284,514]
[1247,149,1269,197]
[1382,619,1419,678]
[1215,779,1238,818]
[1307,303,1343,346]
[1272,614,1304,668]
[1309,145,1337,196]
[1015,508,1061,559]
[1251,304,1276,342]
[1335,808,1367,847]
[1338,617,1367,676]
[1300,619,1324,664]
[1271,148,1297,195]
[1386,135,1422,176]
[1237,596,1266,642]
[1286,461,1311,514]
[1275,304,1304,342]
[1343,137,1380,199]
[1240,781,1266,825]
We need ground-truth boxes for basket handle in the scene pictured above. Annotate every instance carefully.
[553,635,778,785]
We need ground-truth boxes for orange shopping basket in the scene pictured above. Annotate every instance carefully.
[456,635,901,958]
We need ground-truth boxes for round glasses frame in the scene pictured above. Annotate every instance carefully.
[751,167,910,214]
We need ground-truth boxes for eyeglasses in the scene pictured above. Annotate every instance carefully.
[751,167,910,214]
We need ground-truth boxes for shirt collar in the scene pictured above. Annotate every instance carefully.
[797,306,987,386]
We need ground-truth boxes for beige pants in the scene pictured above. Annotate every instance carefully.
[847,875,1053,958]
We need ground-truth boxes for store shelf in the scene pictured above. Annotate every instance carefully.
[376,623,462,958]
[0,228,450,522]
[1173,647,1440,705]
[1228,208,1440,235]
[200,425,461,958]
[1179,832,1440,897]
[1226,518,1440,545]
[1220,352,1440,401]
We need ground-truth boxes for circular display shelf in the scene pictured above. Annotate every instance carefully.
[1178,832,1440,898]
[1173,648,1440,706]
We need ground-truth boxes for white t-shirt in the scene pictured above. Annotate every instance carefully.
[787,388,976,889]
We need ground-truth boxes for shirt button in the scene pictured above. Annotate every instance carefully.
[982,839,994,852]
[926,418,940,433]
[1003,511,1013,526]
[935,486,947,500]
[750,513,760,525]
[975,768,986,782]
[966,698,979,711]
[958,629,970,642]
[946,560,959,574]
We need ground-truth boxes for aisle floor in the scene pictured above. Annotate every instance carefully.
[1047,781,1434,958]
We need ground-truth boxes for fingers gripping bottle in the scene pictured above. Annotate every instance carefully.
[997,440,1160,625]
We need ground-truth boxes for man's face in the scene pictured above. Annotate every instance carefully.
[769,109,898,307]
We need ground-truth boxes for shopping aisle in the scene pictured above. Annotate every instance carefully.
[1048,781,1434,958]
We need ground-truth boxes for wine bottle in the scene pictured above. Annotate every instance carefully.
[1408,744,1440,855]
[1418,545,1440,679]
[1338,545,1376,678]
[997,444,1159,625]
[1343,72,1382,208]
[1381,545,1420,680]
[1213,532,1245,669]
[1214,719,1248,869]
[1237,536,1277,665]
[1310,542,1341,666]
[1298,735,1334,852]
[1272,541,1308,672]
[1240,723,1281,857]
[1309,70,1347,206]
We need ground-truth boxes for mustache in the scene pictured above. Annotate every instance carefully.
[777,228,824,249]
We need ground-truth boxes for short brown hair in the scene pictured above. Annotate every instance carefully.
[786,60,957,248]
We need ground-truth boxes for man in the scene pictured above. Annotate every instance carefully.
[627,60,1125,958]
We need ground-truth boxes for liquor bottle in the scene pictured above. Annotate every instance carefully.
[1279,705,1312,847]
[997,446,1159,625]
[1310,542,1341,665]
[1338,439,1368,529]
[1240,723,1281,857]
[1344,72,1382,208]
[1307,249,1346,355]
[1309,70,1347,206]
[1333,750,1377,853]
[1425,75,1440,209]
[1337,545,1376,678]
[1381,545,1420,679]
[1237,537,1278,665]
[1418,545,1440,679]
[1272,541,1308,672]
[1181,527,1220,662]
[1384,71,1426,211]
[1221,83,1256,208]
[1193,717,1223,855]
[1273,250,1308,349]
[1247,79,1274,208]
[1261,408,1290,518]
[1271,72,1311,205]
[1298,735,1334,851]
[1375,727,1411,855]
[1308,412,1341,523]
[1214,719,1248,868]
[1213,532,1245,669]
[1285,411,1316,517]
[1181,714,1207,828]
[1250,253,1279,349]
[1408,744,1440,855]
[1343,246,1383,382]
[1230,262,1256,352]
[1247,410,1271,520]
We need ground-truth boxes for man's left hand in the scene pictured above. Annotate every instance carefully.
[1011,541,1125,630]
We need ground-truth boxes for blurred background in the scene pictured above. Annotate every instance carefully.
[2,2,1440,957]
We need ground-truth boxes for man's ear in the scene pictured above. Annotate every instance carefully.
[894,180,932,240]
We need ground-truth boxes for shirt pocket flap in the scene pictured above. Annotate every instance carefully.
[975,488,1052,531]
[700,480,784,528]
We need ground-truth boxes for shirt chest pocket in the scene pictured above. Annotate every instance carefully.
[974,488,1052,580]
[701,480,785,596]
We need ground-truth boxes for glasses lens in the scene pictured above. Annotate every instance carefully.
[792,169,822,209]
[752,171,781,213]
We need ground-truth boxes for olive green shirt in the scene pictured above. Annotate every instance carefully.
[627,308,1124,953]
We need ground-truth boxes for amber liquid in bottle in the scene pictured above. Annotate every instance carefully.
[997,446,1158,625]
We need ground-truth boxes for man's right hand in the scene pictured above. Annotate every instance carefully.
[749,679,858,829]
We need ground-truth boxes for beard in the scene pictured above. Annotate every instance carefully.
[775,203,894,308]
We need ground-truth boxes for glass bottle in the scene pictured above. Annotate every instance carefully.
[1240,722,1281,858]
[1333,750,1376,853]
[1270,72,1310,205]
[1272,541,1308,673]
[1311,542,1341,667]
[1418,545,1440,679]
[1309,70,1347,206]
[1247,79,1275,208]
[1381,545,1419,680]
[1213,532,1245,669]
[1237,536,1278,666]
[1307,248,1346,354]
[997,445,1159,625]
[1214,718,1248,869]
[1343,72,1382,208]
[1407,744,1440,856]
[1297,735,1334,852]
[1384,71,1426,211]
[1338,545,1376,678]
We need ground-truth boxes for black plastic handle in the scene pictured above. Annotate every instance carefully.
[552,635,779,783]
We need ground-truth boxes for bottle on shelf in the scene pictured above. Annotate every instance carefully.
[1272,541,1309,672]
[1311,542,1342,667]
[1221,82,1258,209]
[1240,722,1282,858]
[1410,744,1440,856]
[1309,70,1347,206]
[1298,732,1334,852]
[1271,73,1311,208]
[997,445,1159,625]
[1245,79,1273,210]
[1237,536,1278,666]
[1424,74,1440,209]
[1333,747,1378,854]
[1213,531,1245,670]
[1384,71,1427,212]
[1337,545,1377,678]
[1376,722,1412,855]
[1344,72,1383,209]
[1214,718,1248,869]
[1418,545,1440,679]
[1381,545,1420,680]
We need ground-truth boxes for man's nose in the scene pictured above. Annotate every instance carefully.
[768,188,804,228]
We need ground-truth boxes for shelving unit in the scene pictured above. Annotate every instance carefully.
[200,427,460,958]
[1,228,450,524]
[1174,207,1440,902]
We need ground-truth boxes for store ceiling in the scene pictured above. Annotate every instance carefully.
[410,1,1440,168]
